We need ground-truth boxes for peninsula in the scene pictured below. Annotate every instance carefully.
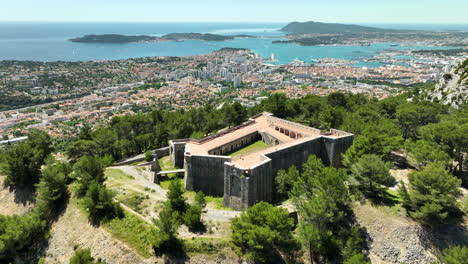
[281,21,398,34]
[70,33,254,43]
[274,21,468,46]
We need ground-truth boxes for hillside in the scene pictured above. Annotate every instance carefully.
[281,21,398,34]
[425,58,468,109]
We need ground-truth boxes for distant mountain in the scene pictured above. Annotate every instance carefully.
[281,21,397,34]
[70,33,255,43]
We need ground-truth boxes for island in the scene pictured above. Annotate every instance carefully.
[70,33,255,43]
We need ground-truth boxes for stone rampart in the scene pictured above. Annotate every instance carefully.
[185,154,231,196]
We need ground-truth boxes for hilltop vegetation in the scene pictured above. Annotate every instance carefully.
[0,88,467,263]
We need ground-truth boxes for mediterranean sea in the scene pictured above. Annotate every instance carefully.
[0,22,466,67]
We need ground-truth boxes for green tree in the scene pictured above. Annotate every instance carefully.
[327,92,348,108]
[66,140,99,164]
[396,102,444,139]
[343,119,402,166]
[341,227,369,263]
[78,124,93,140]
[0,130,53,188]
[36,159,69,212]
[26,129,53,162]
[275,165,300,198]
[263,93,289,118]
[291,156,350,263]
[440,245,468,264]
[91,127,118,158]
[404,140,451,168]
[73,156,105,196]
[82,181,122,223]
[152,206,181,254]
[350,154,393,196]
[402,163,462,222]
[224,102,247,127]
[184,205,202,230]
[1,143,41,187]
[0,212,47,261]
[419,112,468,174]
[319,106,345,130]
[166,179,187,214]
[231,202,298,263]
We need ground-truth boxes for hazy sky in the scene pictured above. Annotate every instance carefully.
[2,0,468,24]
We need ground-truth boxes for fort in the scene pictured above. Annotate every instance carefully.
[166,112,354,210]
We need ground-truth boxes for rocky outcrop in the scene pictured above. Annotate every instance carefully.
[426,58,468,109]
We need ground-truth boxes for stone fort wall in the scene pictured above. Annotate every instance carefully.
[184,154,231,196]
[223,135,354,210]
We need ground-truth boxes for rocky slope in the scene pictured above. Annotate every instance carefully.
[426,58,468,109]
[354,203,468,264]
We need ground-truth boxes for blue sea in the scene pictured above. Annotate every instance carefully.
[0,22,466,66]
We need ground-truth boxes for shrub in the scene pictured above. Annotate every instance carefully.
[195,191,206,208]
[69,248,106,264]
[144,150,153,162]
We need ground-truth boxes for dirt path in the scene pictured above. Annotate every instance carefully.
[110,166,241,222]
[115,165,167,197]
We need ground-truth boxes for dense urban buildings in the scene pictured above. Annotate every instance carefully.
[1,48,464,140]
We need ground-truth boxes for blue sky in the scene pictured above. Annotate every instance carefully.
[2,0,468,24]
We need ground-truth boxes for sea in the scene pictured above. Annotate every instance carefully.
[0,22,467,67]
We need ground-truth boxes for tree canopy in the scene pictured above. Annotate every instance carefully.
[231,201,298,263]
[399,163,462,223]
